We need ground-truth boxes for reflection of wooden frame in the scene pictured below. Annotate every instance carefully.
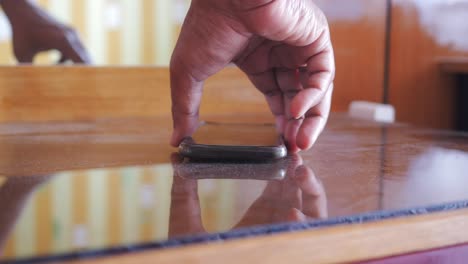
[77,209,468,264]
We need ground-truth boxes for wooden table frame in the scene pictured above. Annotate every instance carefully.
[72,209,468,264]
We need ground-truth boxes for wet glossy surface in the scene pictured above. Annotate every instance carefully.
[0,114,468,262]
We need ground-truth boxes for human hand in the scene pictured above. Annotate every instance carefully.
[3,0,91,63]
[170,0,335,152]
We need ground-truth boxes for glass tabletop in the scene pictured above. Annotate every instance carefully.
[0,114,467,263]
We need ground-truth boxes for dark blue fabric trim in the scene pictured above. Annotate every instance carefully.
[3,200,468,264]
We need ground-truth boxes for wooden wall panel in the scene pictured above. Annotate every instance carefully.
[388,1,468,129]
[0,66,267,122]
[7,0,467,128]
[317,0,387,112]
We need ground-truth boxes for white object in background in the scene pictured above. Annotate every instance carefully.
[105,2,122,30]
[49,0,72,24]
[73,225,89,248]
[173,0,189,25]
[140,184,155,209]
[348,101,395,123]
[0,13,12,43]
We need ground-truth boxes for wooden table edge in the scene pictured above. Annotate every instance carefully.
[70,208,468,264]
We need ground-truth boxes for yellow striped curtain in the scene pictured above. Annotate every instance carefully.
[1,164,240,259]
[0,0,191,65]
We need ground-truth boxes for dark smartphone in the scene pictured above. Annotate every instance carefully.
[178,122,287,161]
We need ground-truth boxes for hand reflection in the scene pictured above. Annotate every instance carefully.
[169,154,327,238]
[0,176,52,257]
[169,164,205,238]
[235,155,327,227]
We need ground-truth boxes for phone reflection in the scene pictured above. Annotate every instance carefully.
[169,154,327,238]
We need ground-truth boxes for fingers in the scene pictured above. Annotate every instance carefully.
[15,52,35,64]
[267,32,333,151]
[290,47,335,118]
[59,42,91,64]
[237,40,288,134]
[276,73,331,152]
[169,3,252,146]
[57,27,92,64]
[240,37,333,140]
[169,168,205,237]
[282,47,334,151]
[247,70,286,134]
[294,165,323,197]
[284,119,303,153]
[14,26,92,64]
[13,35,35,63]
[284,153,303,176]
[296,82,333,150]
[287,207,308,222]
[275,68,303,118]
[274,68,304,152]
[295,165,327,218]
[170,60,205,147]
[253,66,327,152]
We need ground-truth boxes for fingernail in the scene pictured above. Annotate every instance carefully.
[170,132,180,147]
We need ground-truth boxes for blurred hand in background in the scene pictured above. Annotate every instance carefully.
[0,0,91,64]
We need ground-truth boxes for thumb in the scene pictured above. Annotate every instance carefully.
[170,58,204,147]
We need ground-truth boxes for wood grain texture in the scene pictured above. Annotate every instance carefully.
[69,208,468,264]
[322,0,387,112]
[388,1,468,129]
[0,63,367,124]
[0,66,268,122]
